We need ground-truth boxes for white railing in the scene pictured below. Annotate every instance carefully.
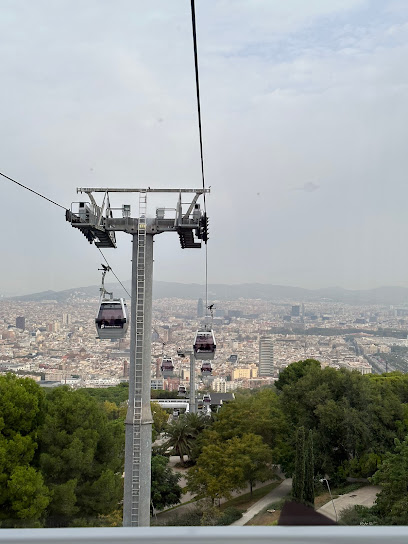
[1,526,408,544]
[152,399,189,408]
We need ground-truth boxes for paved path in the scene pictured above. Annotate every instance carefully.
[154,458,288,525]
[317,485,381,522]
[166,455,195,502]
[230,478,292,526]
[155,476,285,524]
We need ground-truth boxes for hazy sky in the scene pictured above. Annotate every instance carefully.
[2,0,408,295]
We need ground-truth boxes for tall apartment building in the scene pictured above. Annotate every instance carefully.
[291,305,300,317]
[62,313,72,326]
[16,316,25,330]
[259,335,274,376]
[212,377,238,393]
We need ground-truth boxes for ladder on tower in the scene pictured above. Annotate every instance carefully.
[131,191,147,525]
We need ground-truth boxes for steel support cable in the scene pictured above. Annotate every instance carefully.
[190,0,207,213]
[190,0,210,310]
[0,169,131,300]
[97,247,131,299]
[0,170,68,210]
[205,243,208,312]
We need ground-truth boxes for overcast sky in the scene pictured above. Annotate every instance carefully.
[1,0,408,295]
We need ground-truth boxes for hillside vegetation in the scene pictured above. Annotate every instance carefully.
[2,362,408,526]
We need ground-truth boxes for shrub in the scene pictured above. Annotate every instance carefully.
[217,507,242,526]
[339,505,380,526]
[163,509,203,526]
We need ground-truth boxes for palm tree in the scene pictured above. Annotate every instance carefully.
[164,418,194,466]
[184,412,211,437]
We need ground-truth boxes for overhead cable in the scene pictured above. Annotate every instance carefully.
[0,170,68,210]
[190,0,207,213]
[97,247,131,299]
[190,0,210,310]
[0,169,131,300]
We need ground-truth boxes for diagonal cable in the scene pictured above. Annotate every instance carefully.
[0,171,67,210]
[97,247,131,299]
[1,172,132,300]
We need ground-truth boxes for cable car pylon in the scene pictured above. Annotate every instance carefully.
[67,186,209,527]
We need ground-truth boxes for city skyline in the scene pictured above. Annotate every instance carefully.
[3,294,407,389]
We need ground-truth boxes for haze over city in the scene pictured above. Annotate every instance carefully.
[2,0,408,296]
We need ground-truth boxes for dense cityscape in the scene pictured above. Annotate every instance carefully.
[2,292,408,391]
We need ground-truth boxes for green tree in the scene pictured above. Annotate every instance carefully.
[187,440,244,503]
[275,359,321,391]
[187,433,273,502]
[304,430,315,506]
[292,426,305,503]
[339,504,380,526]
[229,434,273,495]
[212,388,287,453]
[184,412,211,436]
[102,401,120,420]
[151,455,182,512]
[39,387,124,526]
[80,469,123,516]
[48,479,78,521]
[368,372,408,404]
[185,412,213,463]
[371,435,408,524]
[279,363,405,479]
[82,382,129,405]
[6,466,50,526]
[164,418,195,465]
[151,402,169,441]
[0,375,49,527]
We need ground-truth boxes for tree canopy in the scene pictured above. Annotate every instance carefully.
[0,375,50,527]
[39,387,124,526]
[3,360,408,526]
[151,455,182,512]
[278,365,405,478]
[371,434,408,524]
[187,432,273,502]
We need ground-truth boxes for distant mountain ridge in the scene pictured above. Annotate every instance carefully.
[7,282,408,306]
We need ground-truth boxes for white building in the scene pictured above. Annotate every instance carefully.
[212,377,238,393]
[151,378,164,390]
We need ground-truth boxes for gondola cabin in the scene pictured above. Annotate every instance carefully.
[161,357,174,377]
[193,329,216,360]
[201,361,212,375]
[203,393,211,404]
[178,385,187,397]
[95,299,128,340]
